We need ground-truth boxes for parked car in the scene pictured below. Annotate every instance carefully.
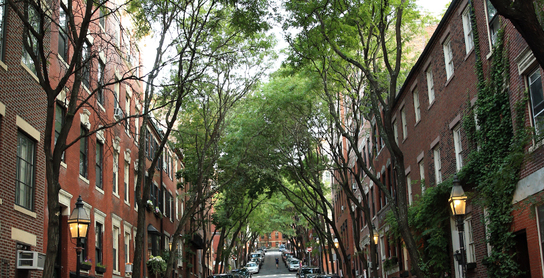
[315,275,341,278]
[297,267,322,278]
[232,268,252,278]
[288,259,300,272]
[246,262,259,274]
[208,274,235,278]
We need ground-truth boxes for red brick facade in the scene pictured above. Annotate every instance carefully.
[334,0,544,277]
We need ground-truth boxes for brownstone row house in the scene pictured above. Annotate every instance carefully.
[332,0,544,277]
[0,0,207,277]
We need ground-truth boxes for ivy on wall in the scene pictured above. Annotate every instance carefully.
[460,3,530,276]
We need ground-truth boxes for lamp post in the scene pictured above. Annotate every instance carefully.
[449,175,467,278]
[68,196,90,278]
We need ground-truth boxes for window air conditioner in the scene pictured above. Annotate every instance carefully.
[17,250,46,270]
[114,107,124,121]
[126,263,133,273]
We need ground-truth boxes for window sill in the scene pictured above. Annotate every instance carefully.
[14,204,37,218]
[113,270,121,276]
[529,137,544,153]
[125,200,130,206]
[486,50,494,60]
[464,47,474,61]
[60,161,67,169]
[82,84,91,95]
[79,175,90,184]
[98,102,106,113]
[414,119,421,127]
[428,99,436,110]
[21,61,39,83]
[57,54,69,68]
[0,60,7,71]
[113,192,120,199]
[444,73,455,87]
[96,186,105,195]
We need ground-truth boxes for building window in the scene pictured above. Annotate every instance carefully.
[125,91,131,134]
[113,226,119,272]
[114,77,120,110]
[462,6,474,54]
[528,68,544,136]
[80,126,88,178]
[113,152,119,195]
[433,147,442,184]
[426,67,435,104]
[58,4,68,61]
[453,126,463,171]
[486,0,499,46]
[465,217,476,263]
[167,193,173,221]
[99,8,105,30]
[0,0,6,60]
[135,108,140,142]
[82,41,91,88]
[97,59,105,106]
[16,132,35,210]
[443,36,454,80]
[55,103,65,161]
[124,162,129,203]
[96,141,103,188]
[401,107,407,139]
[124,232,131,265]
[419,160,425,194]
[22,3,40,74]
[413,89,421,122]
[406,175,412,205]
[95,222,103,264]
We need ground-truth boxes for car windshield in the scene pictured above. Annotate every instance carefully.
[290,260,299,265]
[303,269,320,274]
[247,263,256,267]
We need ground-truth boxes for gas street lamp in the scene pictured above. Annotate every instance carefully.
[68,196,90,278]
[449,175,467,278]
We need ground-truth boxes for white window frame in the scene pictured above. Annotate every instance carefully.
[407,175,412,205]
[401,107,408,139]
[113,151,119,197]
[443,36,454,80]
[419,160,425,195]
[465,217,476,263]
[413,89,421,122]
[112,214,121,274]
[124,162,130,204]
[453,126,463,171]
[393,119,399,145]
[433,147,442,184]
[426,67,435,104]
[462,6,474,54]
[528,68,544,136]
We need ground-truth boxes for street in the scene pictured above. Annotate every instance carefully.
[254,250,296,278]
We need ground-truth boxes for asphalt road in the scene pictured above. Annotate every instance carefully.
[254,250,296,278]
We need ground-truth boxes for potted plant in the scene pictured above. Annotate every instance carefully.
[154,207,162,218]
[95,262,106,274]
[81,258,92,271]
[147,200,154,211]
[147,255,167,277]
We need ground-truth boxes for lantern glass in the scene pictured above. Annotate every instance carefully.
[334,238,339,248]
[68,196,91,239]
[449,176,467,216]
[373,232,379,245]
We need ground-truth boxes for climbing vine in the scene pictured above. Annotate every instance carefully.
[385,179,453,278]
[460,4,530,276]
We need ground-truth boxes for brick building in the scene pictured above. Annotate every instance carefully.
[333,0,544,277]
[0,0,203,278]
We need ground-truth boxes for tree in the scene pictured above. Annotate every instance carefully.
[4,0,141,276]
[488,0,544,69]
[283,0,429,276]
